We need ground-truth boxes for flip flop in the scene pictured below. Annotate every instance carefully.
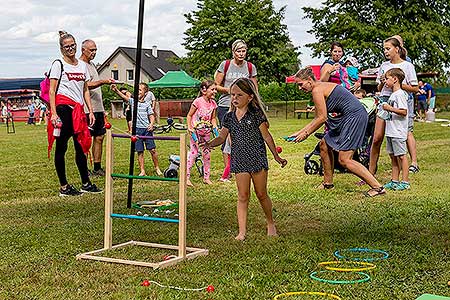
[364,186,386,197]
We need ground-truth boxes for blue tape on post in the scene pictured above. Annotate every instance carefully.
[111,213,179,223]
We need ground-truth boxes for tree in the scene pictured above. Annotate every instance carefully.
[303,0,450,74]
[178,0,300,84]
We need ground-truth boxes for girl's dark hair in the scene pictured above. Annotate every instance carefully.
[295,66,317,81]
[229,78,268,123]
[58,30,76,47]
[198,79,215,97]
[384,37,407,60]
[330,41,344,55]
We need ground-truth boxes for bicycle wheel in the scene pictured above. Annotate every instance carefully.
[173,123,188,130]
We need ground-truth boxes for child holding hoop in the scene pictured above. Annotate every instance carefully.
[111,83,162,176]
[203,78,287,240]
[186,80,219,187]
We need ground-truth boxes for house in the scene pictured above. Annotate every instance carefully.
[97,46,181,83]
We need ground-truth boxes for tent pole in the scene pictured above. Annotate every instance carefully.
[127,0,145,208]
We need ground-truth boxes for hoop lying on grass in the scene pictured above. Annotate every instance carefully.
[318,261,376,272]
[273,291,342,300]
[310,270,371,284]
[334,248,389,262]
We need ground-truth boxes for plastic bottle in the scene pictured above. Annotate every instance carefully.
[53,118,62,137]
[426,109,435,122]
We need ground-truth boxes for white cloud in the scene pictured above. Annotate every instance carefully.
[0,0,323,78]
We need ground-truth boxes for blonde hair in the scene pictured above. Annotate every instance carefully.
[139,82,149,93]
[58,30,75,47]
[229,78,267,122]
[295,66,317,81]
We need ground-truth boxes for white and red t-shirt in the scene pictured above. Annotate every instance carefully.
[49,59,90,105]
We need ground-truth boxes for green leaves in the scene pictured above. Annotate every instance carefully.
[179,0,300,84]
[303,0,450,75]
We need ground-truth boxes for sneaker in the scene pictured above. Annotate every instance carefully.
[59,184,82,197]
[383,180,399,190]
[394,181,410,191]
[91,168,105,177]
[80,182,102,194]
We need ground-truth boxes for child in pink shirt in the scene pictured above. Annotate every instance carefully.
[186,80,219,186]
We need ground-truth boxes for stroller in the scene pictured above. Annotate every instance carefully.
[164,154,204,178]
[303,97,377,175]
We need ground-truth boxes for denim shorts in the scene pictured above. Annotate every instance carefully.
[135,127,156,152]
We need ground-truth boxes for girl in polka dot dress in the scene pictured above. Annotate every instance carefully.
[203,78,287,240]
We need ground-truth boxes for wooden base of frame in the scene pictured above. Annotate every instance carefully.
[76,240,209,269]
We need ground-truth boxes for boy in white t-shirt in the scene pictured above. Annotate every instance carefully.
[381,68,410,191]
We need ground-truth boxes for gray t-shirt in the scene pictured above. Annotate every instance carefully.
[84,62,104,113]
[217,60,257,107]
[144,91,156,107]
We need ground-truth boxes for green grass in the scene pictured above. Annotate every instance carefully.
[1,114,450,300]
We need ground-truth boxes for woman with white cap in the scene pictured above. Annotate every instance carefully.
[214,39,258,182]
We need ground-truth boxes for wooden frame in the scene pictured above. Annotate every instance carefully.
[76,130,208,269]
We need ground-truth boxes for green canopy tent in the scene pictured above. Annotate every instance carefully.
[148,70,201,88]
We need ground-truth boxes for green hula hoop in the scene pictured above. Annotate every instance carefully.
[334,248,389,262]
[274,291,342,299]
[310,270,371,284]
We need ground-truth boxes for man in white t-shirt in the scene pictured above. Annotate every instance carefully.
[80,39,115,176]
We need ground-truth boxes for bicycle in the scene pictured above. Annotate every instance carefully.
[153,117,187,134]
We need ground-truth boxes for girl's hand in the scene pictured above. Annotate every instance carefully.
[187,127,195,134]
[50,113,59,126]
[289,130,309,143]
[111,84,117,91]
[147,124,154,131]
[199,140,209,149]
[275,156,287,168]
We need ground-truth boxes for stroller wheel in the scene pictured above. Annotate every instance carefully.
[304,160,320,175]
[164,168,178,178]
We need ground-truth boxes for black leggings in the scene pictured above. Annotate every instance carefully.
[54,105,89,186]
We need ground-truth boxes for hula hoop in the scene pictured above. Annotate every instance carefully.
[310,270,370,284]
[334,248,389,262]
[318,261,376,272]
[274,291,342,300]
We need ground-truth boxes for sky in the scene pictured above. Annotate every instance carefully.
[0,0,324,78]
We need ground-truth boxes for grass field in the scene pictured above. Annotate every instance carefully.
[1,114,449,300]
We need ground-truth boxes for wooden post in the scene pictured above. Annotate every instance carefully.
[104,129,114,249]
[178,133,187,258]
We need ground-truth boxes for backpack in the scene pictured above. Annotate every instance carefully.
[223,59,253,82]
[39,59,64,104]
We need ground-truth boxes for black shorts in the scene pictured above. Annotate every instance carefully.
[126,109,132,122]
[86,112,106,137]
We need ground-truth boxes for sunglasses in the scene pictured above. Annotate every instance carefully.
[62,44,77,50]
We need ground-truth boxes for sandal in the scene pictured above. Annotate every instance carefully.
[364,186,386,197]
[408,165,420,173]
[317,182,335,190]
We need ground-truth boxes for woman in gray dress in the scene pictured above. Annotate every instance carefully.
[289,67,385,197]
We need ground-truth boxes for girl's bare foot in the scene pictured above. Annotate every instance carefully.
[235,233,246,241]
[203,179,213,185]
[138,171,146,176]
[186,179,194,187]
[267,224,278,237]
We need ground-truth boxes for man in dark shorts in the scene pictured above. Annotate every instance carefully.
[80,39,115,176]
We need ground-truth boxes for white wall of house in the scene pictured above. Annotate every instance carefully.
[98,53,151,83]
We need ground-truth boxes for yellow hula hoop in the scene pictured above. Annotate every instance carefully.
[318,261,376,272]
[273,291,342,300]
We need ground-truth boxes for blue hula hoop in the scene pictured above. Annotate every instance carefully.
[310,270,371,284]
[334,248,389,262]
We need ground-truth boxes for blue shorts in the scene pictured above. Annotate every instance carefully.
[135,127,156,152]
